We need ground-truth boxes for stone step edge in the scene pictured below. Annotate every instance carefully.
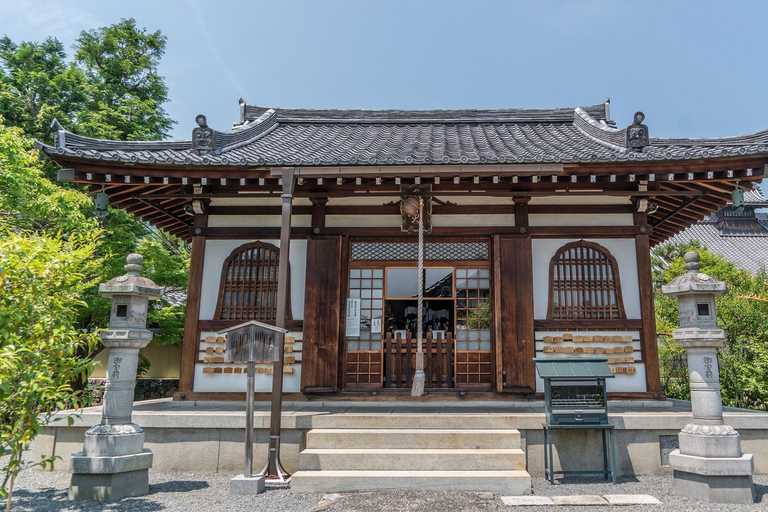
[301,448,525,455]
[292,470,531,477]
[306,428,522,434]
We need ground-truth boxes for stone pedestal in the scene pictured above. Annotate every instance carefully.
[230,474,266,495]
[69,254,162,501]
[662,252,755,504]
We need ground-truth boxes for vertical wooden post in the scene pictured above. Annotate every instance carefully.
[263,167,295,481]
[634,209,661,395]
[311,197,328,228]
[178,209,208,397]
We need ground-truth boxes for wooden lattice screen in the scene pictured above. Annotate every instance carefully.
[547,240,626,320]
[214,241,288,321]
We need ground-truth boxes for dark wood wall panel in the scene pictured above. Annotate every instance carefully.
[301,236,343,392]
[497,236,535,392]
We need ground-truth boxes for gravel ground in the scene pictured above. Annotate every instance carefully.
[5,451,768,511]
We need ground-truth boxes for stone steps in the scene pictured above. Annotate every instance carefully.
[291,427,531,494]
[305,428,521,449]
[308,413,519,430]
[299,448,527,471]
[290,469,532,494]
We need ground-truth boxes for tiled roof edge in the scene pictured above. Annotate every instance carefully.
[572,108,626,152]
[47,118,191,152]
[241,102,609,124]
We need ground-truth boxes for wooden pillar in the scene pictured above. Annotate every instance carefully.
[634,209,662,395]
[496,235,535,393]
[178,209,208,398]
[513,196,529,227]
[311,197,328,228]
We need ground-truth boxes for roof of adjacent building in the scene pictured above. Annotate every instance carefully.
[36,99,768,168]
[659,186,768,274]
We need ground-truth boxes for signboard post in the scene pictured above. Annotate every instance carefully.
[221,320,288,495]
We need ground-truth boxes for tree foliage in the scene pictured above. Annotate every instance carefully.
[0,230,101,503]
[0,18,174,144]
[654,243,768,410]
[1,20,186,348]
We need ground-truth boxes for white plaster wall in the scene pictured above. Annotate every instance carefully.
[207,215,312,228]
[528,195,631,205]
[325,214,401,227]
[533,330,646,393]
[210,197,313,207]
[432,214,513,227]
[199,239,307,321]
[531,238,641,320]
[529,214,634,227]
[194,331,304,393]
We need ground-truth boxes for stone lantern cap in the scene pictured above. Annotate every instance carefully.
[661,252,728,299]
[99,254,163,299]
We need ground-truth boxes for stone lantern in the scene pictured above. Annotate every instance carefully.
[69,254,163,501]
[662,251,755,504]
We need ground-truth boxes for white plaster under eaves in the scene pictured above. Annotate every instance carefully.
[325,214,401,228]
[207,215,312,228]
[199,239,307,321]
[210,197,314,206]
[530,238,641,320]
[431,214,513,227]
[529,213,634,227]
[528,195,631,205]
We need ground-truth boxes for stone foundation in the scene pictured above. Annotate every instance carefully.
[87,379,179,405]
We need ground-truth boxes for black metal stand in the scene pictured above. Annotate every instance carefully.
[543,423,616,484]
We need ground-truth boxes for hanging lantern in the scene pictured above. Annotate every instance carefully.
[93,189,109,219]
[732,181,745,215]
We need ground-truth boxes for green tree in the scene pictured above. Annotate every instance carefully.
[0,18,175,144]
[74,18,174,141]
[0,230,101,508]
[1,20,187,350]
[0,118,96,236]
[654,244,768,410]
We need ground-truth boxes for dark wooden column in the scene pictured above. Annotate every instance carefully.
[178,209,208,398]
[311,197,328,228]
[301,235,343,392]
[496,235,535,393]
[634,209,661,395]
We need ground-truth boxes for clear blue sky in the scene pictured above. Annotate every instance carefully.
[1,0,767,144]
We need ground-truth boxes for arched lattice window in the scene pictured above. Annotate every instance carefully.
[547,240,626,320]
[214,241,290,322]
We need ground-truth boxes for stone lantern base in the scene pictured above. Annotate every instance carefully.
[669,424,755,504]
[69,424,153,500]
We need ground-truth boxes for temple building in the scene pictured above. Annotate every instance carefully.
[37,99,768,401]
[660,185,768,274]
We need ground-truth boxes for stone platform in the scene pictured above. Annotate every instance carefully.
[37,399,768,480]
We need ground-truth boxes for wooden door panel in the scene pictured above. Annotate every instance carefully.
[301,236,343,392]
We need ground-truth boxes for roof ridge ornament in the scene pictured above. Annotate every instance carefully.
[626,111,649,151]
[192,114,215,155]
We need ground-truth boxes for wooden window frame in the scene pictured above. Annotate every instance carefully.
[546,240,626,320]
[214,241,292,323]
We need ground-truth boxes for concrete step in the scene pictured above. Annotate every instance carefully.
[305,428,522,449]
[290,469,532,494]
[309,413,517,430]
[299,448,526,471]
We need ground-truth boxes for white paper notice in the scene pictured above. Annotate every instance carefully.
[346,298,361,337]
[371,318,382,334]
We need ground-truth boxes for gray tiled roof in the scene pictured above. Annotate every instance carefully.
[36,100,768,168]
[658,186,768,274]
